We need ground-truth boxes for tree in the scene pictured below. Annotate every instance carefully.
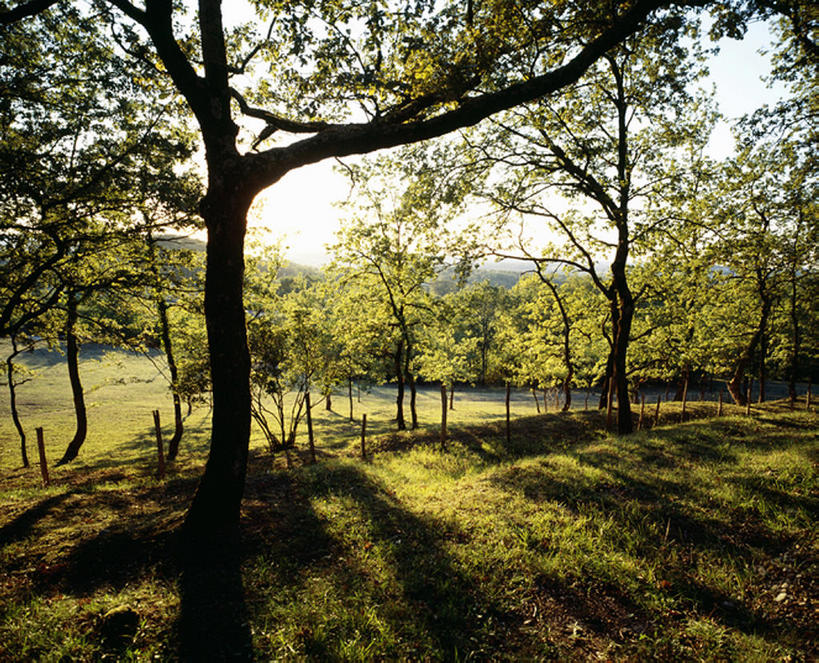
[417,294,478,440]
[0,3,201,464]
[331,151,460,429]
[466,14,715,432]
[246,271,338,466]
[4,0,807,539]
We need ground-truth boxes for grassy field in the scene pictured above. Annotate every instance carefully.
[0,346,816,661]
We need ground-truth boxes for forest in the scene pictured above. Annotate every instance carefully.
[1,0,817,660]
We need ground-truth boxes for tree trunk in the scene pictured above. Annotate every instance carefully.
[532,387,540,413]
[440,382,448,447]
[56,291,88,465]
[542,278,574,412]
[562,369,573,412]
[6,337,28,467]
[182,185,254,544]
[325,391,332,411]
[598,346,615,410]
[726,298,771,406]
[348,377,354,421]
[306,392,316,464]
[674,365,690,401]
[157,294,184,461]
[505,381,511,446]
[409,372,418,430]
[611,293,634,434]
[758,330,767,403]
[449,383,454,411]
[479,342,487,386]
[787,263,800,401]
[395,343,405,430]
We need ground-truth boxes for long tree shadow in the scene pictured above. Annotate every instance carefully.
[0,493,73,547]
[486,420,816,650]
[177,543,254,661]
[241,461,525,659]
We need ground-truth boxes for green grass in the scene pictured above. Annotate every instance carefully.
[1,345,817,660]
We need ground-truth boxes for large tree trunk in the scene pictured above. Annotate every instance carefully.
[56,291,88,465]
[610,287,634,434]
[182,185,254,544]
[6,337,28,467]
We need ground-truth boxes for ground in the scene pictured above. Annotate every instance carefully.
[0,345,816,660]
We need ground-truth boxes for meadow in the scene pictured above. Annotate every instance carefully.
[0,345,816,661]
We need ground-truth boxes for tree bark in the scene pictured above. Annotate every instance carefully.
[598,341,616,410]
[56,291,88,465]
[541,278,574,412]
[758,330,767,403]
[449,383,454,410]
[348,377,354,421]
[157,293,184,460]
[727,295,772,406]
[306,391,316,464]
[394,342,406,430]
[182,184,255,544]
[409,372,418,430]
[505,381,511,446]
[6,337,28,467]
[787,265,800,401]
[440,382,448,447]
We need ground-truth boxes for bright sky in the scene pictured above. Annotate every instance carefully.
[244,18,785,266]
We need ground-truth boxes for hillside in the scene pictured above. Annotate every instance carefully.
[0,347,816,661]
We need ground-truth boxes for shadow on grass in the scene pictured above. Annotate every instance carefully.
[241,462,521,659]
[484,414,818,649]
[0,493,73,546]
[177,545,254,661]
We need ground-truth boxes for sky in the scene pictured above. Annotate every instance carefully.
[244,19,785,266]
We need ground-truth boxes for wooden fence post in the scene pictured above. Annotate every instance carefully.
[36,427,49,487]
[152,410,165,480]
[306,392,316,464]
[360,414,367,460]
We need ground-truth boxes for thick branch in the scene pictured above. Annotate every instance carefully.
[0,0,58,24]
[246,0,669,187]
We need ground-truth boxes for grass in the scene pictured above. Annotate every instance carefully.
[1,345,817,661]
